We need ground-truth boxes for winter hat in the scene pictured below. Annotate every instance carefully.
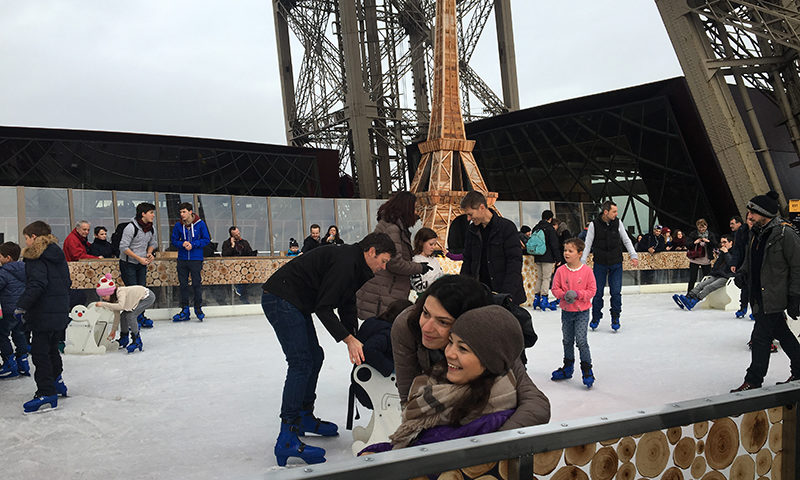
[95,273,117,297]
[520,225,531,234]
[289,238,299,248]
[451,305,523,376]
[747,191,780,218]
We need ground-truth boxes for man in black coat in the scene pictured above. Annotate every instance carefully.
[261,232,396,466]
[301,224,321,254]
[531,210,562,310]
[640,225,666,254]
[15,221,71,414]
[459,191,526,305]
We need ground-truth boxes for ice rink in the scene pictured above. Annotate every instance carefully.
[1,292,797,479]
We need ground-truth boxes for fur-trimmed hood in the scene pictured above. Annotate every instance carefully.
[22,234,60,260]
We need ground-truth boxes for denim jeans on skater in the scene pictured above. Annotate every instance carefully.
[177,260,203,308]
[745,311,800,386]
[119,261,147,287]
[592,262,622,321]
[561,309,591,364]
[0,313,29,359]
[261,292,324,422]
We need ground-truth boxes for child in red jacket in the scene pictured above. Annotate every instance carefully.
[550,238,597,388]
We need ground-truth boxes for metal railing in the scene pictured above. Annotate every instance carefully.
[268,383,800,480]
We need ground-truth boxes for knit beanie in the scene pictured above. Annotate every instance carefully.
[747,191,780,218]
[95,273,117,297]
[451,305,523,376]
[289,238,299,248]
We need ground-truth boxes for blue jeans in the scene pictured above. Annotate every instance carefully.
[592,262,623,321]
[0,310,29,358]
[561,310,591,363]
[119,261,147,287]
[261,293,324,421]
[177,260,203,309]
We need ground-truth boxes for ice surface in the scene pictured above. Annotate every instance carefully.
[2,293,796,478]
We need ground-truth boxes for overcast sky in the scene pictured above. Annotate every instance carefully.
[0,1,682,145]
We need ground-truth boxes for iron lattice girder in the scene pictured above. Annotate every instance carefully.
[274,0,512,192]
[688,0,800,53]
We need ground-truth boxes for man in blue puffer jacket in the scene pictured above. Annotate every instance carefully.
[0,242,29,379]
[15,221,71,413]
[170,202,211,322]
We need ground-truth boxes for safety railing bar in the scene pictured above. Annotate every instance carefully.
[267,383,800,480]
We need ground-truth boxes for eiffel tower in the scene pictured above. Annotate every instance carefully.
[409,0,497,245]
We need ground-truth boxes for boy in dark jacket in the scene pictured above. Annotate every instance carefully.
[87,226,113,258]
[0,242,30,378]
[15,221,71,413]
[673,234,735,310]
[530,210,562,310]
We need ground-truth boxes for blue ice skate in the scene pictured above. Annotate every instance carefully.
[297,410,339,437]
[679,295,699,311]
[54,375,68,397]
[611,317,620,331]
[194,307,205,322]
[672,294,685,310]
[581,362,595,388]
[551,359,574,381]
[275,420,326,466]
[173,306,190,322]
[127,334,143,353]
[735,306,747,318]
[0,355,19,379]
[23,394,58,414]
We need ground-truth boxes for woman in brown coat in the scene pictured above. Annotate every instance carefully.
[357,192,430,319]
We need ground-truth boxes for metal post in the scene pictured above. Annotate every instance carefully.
[273,0,298,144]
[493,0,519,111]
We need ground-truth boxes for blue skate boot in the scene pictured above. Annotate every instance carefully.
[540,296,551,311]
[275,419,326,466]
[679,295,699,311]
[589,316,600,330]
[194,307,205,322]
[532,294,541,311]
[551,359,574,381]
[117,332,130,349]
[611,317,620,331]
[0,355,19,379]
[581,361,595,388]
[297,410,339,437]
[23,394,58,414]
[546,297,559,311]
[172,306,190,322]
[735,305,747,318]
[54,375,68,397]
[16,353,30,376]
[137,313,154,329]
[672,294,685,310]
[126,334,143,353]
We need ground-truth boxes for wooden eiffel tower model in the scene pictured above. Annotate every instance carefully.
[409,0,497,246]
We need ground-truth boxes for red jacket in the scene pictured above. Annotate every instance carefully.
[63,228,98,261]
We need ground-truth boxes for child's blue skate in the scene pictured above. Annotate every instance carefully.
[672,294,685,310]
[23,394,58,414]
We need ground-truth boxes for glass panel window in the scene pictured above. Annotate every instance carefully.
[303,198,336,242]
[157,193,194,252]
[117,191,157,223]
[367,199,386,231]
[336,199,368,244]
[521,201,551,230]
[494,201,521,230]
[0,187,18,243]
[270,197,303,256]
[24,187,70,243]
[197,194,233,253]
[553,202,583,240]
[72,190,114,242]
[234,196,269,254]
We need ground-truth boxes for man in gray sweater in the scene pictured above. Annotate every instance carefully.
[118,202,158,329]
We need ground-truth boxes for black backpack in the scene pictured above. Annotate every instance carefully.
[110,222,138,258]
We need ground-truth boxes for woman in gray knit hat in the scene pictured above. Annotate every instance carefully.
[361,305,530,453]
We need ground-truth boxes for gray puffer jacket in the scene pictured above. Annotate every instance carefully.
[739,217,800,314]
[356,219,423,319]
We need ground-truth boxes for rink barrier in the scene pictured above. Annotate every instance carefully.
[268,383,800,480]
[68,252,692,308]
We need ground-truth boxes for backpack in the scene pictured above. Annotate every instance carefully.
[526,228,547,255]
[110,222,138,258]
